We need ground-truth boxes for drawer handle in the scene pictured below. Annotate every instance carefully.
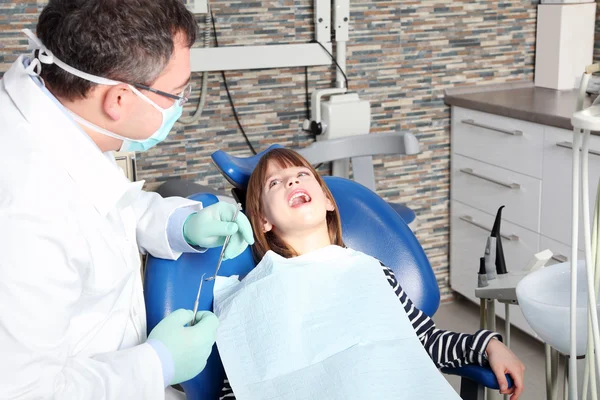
[459,168,521,190]
[556,141,600,157]
[461,119,523,136]
[551,254,568,263]
[459,215,520,241]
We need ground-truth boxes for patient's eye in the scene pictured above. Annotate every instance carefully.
[298,171,310,177]
[268,179,280,188]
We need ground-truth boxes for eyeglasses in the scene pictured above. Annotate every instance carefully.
[132,81,192,106]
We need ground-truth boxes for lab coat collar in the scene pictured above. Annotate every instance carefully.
[3,56,145,216]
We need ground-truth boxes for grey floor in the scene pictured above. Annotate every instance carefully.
[435,296,568,400]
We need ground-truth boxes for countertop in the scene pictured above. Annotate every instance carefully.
[444,82,598,133]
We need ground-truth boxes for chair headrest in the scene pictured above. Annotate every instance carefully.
[211,144,283,190]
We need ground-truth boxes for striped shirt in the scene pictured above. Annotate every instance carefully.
[219,263,500,399]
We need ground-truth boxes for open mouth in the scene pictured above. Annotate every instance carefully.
[288,191,312,207]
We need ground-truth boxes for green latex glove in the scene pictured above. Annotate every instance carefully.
[148,309,219,385]
[183,202,254,260]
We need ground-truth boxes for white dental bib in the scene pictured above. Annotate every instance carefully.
[213,245,460,400]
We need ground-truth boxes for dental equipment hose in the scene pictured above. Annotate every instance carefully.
[570,71,591,400]
[179,4,212,125]
[583,178,600,400]
[583,78,600,400]
[591,179,600,400]
[570,115,582,400]
[580,127,600,400]
[575,66,600,400]
[582,70,594,400]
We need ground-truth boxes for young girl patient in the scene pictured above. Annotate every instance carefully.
[217,148,524,400]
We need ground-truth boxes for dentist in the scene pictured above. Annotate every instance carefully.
[0,0,253,398]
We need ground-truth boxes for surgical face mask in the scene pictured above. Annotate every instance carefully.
[22,29,188,152]
[69,94,184,152]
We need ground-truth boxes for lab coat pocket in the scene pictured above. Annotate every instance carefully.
[82,207,138,294]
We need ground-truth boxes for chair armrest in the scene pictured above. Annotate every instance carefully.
[441,365,514,390]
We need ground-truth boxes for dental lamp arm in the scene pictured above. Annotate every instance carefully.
[333,0,349,88]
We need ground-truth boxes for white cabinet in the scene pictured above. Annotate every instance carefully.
[540,126,600,250]
[450,106,600,339]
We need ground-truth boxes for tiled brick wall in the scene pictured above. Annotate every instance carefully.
[0,1,541,301]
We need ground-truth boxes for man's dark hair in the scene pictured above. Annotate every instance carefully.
[36,0,197,101]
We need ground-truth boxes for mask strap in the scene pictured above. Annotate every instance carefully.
[21,29,169,120]
[68,111,131,141]
[24,58,42,77]
[23,28,44,51]
[22,29,120,86]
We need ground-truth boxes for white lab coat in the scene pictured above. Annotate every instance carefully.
[0,56,200,399]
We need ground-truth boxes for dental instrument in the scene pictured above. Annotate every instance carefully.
[478,257,489,289]
[491,206,508,275]
[205,203,242,282]
[478,257,488,331]
[190,273,206,327]
[484,236,497,281]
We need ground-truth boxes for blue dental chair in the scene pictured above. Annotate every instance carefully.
[144,146,512,400]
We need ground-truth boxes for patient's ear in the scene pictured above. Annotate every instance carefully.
[262,217,273,233]
[326,197,335,212]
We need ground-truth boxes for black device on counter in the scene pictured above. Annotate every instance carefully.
[491,205,508,275]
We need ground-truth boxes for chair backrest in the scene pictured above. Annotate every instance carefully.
[144,164,439,400]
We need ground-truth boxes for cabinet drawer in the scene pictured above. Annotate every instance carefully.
[452,155,542,232]
[540,127,600,250]
[539,235,584,266]
[452,107,544,179]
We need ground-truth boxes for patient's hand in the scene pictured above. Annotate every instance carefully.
[486,338,525,400]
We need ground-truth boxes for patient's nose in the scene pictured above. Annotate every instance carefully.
[287,177,300,187]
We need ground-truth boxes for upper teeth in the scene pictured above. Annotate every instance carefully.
[289,192,310,206]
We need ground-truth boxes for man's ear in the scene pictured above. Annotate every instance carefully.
[103,83,136,121]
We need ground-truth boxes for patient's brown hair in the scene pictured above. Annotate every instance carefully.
[245,148,343,262]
